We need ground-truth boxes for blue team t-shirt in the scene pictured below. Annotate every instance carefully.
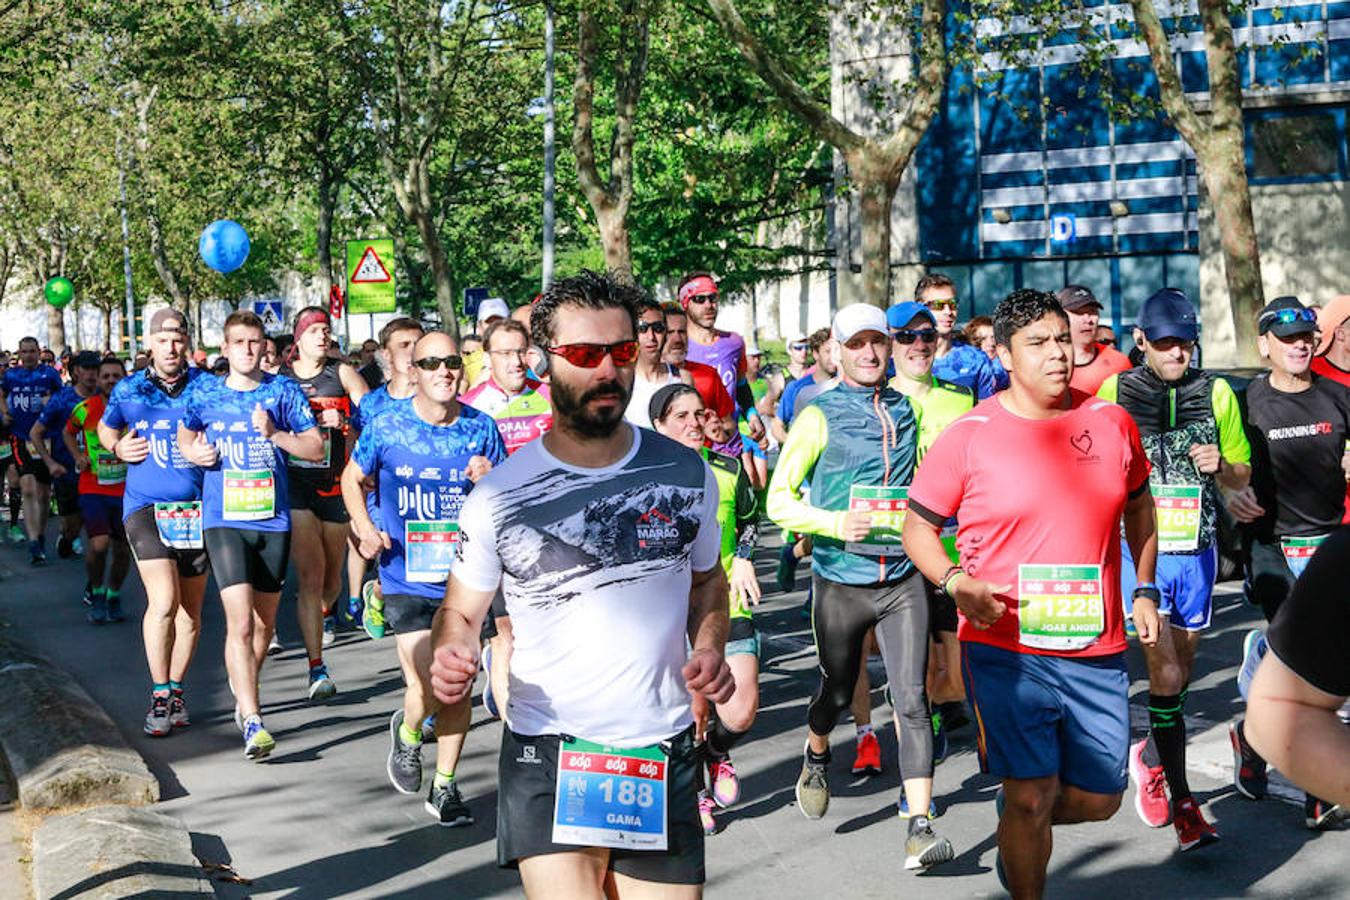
[182,373,317,532]
[932,341,998,399]
[4,365,64,441]
[103,368,206,519]
[39,385,85,473]
[353,384,411,432]
[349,400,505,599]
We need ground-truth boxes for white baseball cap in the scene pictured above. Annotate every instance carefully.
[832,304,889,344]
[477,297,510,324]
[745,341,763,356]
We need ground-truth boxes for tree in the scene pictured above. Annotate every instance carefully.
[706,0,948,308]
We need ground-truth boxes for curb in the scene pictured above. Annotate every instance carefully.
[32,805,212,898]
[0,634,158,809]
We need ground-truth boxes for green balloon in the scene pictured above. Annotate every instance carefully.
[44,277,74,308]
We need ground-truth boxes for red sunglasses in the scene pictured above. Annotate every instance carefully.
[547,341,640,368]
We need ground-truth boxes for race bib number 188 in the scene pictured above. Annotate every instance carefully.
[553,738,668,851]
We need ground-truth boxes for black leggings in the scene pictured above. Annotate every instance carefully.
[809,572,933,779]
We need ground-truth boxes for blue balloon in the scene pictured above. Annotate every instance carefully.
[199,219,251,273]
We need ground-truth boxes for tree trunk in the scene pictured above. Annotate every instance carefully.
[46,304,66,354]
[315,168,338,299]
[594,203,633,281]
[103,306,114,352]
[409,207,459,340]
[851,159,899,309]
[1197,132,1263,365]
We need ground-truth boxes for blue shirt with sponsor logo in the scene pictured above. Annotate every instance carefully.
[182,373,317,532]
[4,365,63,441]
[932,341,998,399]
[38,385,86,474]
[349,400,505,598]
[103,368,206,519]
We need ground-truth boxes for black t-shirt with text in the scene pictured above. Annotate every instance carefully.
[1267,527,1350,696]
[1244,374,1350,541]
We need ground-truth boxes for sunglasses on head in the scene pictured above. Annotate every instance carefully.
[637,321,667,335]
[1260,307,1317,330]
[892,329,938,345]
[413,354,463,371]
[548,341,640,368]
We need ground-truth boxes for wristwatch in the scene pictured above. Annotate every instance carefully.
[1132,582,1162,605]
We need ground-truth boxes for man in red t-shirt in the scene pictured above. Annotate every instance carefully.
[902,288,1161,899]
[1313,293,1350,389]
[1060,285,1132,394]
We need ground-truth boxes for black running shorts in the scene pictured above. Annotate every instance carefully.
[125,505,210,578]
[287,478,350,524]
[384,592,440,635]
[204,527,290,592]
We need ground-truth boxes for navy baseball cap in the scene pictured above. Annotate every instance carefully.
[73,350,102,369]
[886,301,937,332]
[1258,295,1318,338]
[1137,288,1199,342]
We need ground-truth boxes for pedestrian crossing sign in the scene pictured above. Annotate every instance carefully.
[252,299,285,334]
[345,239,397,314]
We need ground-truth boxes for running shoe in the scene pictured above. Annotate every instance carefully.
[387,710,423,794]
[362,580,385,639]
[697,790,717,835]
[243,717,274,760]
[168,692,190,729]
[481,643,499,719]
[143,694,171,737]
[1129,738,1171,828]
[897,787,937,820]
[322,614,337,647]
[344,595,363,631]
[1236,629,1266,702]
[266,633,283,656]
[8,525,23,545]
[1229,720,1267,800]
[86,595,108,625]
[709,755,740,809]
[308,668,338,702]
[56,535,75,559]
[932,709,948,765]
[904,816,954,871]
[851,730,882,775]
[106,595,125,623]
[425,781,473,827]
[795,756,830,819]
[1172,797,1219,851]
[775,543,798,593]
[938,700,969,732]
[81,584,92,607]
[1305,795,1347,830]
[29,547,45,567]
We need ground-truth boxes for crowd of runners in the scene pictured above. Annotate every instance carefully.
[1,272,1347,899]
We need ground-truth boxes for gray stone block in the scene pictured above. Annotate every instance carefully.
[0,636,158,809]
[32,805,211,899]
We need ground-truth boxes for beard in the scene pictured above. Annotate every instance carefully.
[551,375,632,438]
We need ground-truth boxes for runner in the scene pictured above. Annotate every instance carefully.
[649,383,761,836]
[625,298,692,431]
[0,337,67,565]
[1313,294,1350,388]
[1223,295,1350,829]
[98,308,208,738]
[679,271,766,448]
[772,328,838,442]
[1096,288,1251,848]
[661,302,743,462]
[901,288,1161,898]
[343,330,505,825]
[887,300,977,761]
[31,350,99,563]
[1058,285,1132,394]
[430,270,733,898]
[766,303,954,871]
[63,357,131,624]
[280,307,368,697]
[177,309,323,761]
[785,333,811,382]
[963,315,1009,391]
[914,273,997,399]
[462,297,510,390]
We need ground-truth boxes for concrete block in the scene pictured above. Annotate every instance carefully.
[32,805,210,899]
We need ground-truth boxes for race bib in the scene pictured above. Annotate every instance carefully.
[1153,484,1202,553]
[222,469,275,521]
[154,501,203,550]
[844,485,908,557]
[288,430,332,470]
[553,738,668,851]
[95,451,127,486]
[1280,534,1327,580]
[404,520,459,583]
[1018,564,1105,652]
[0,442,11,461]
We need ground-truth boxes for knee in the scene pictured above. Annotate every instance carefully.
[719,690,758,733]
[1004,783,1057,822]
[1153,662,1184,694]
[893,683,929,723]
[1081,792,1122,822]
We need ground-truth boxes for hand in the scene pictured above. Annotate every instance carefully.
[465,455,493,483]
[252,403,276,440]
[1188,443,1222,475]
[746,415,766,442]
[185,430,219,467]
[840,510,873,542]
[729,557,762,607]
[429,638,481,706]
[949,574,1011,629]
[116,428,150,463]
[318,408,343,429]
[1225,486,1265,523]
[1132,594,1162,647]
[74,454,89,473]
[353,523,391,560]
[683,648,734,705]
[47,461,67,479]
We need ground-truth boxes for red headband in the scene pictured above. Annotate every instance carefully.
[294,309,330,344]
[678,275,718,308]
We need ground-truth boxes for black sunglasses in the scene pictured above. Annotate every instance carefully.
[891,329,938,345]
[413,354,464,371]
[637,321,667,335]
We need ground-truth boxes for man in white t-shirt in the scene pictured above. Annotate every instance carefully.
[626,297,693,430]
[431,270,734,898]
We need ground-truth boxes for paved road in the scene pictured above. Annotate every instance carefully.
[0,533,1345,899]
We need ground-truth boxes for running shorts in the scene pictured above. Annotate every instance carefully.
[12,437,50,483]
[125,504,210,578]
[1121,539,1218,632]
[962,641,1129,795]
[53,477,80,516]
[384,593,440,634]
[1242,536,1298,623]
[287,480,350,524]
[496,725,704,885]
[204,527,290,593]
[78,493,125,540]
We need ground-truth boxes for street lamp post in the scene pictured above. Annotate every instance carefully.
[541,0,557,291]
